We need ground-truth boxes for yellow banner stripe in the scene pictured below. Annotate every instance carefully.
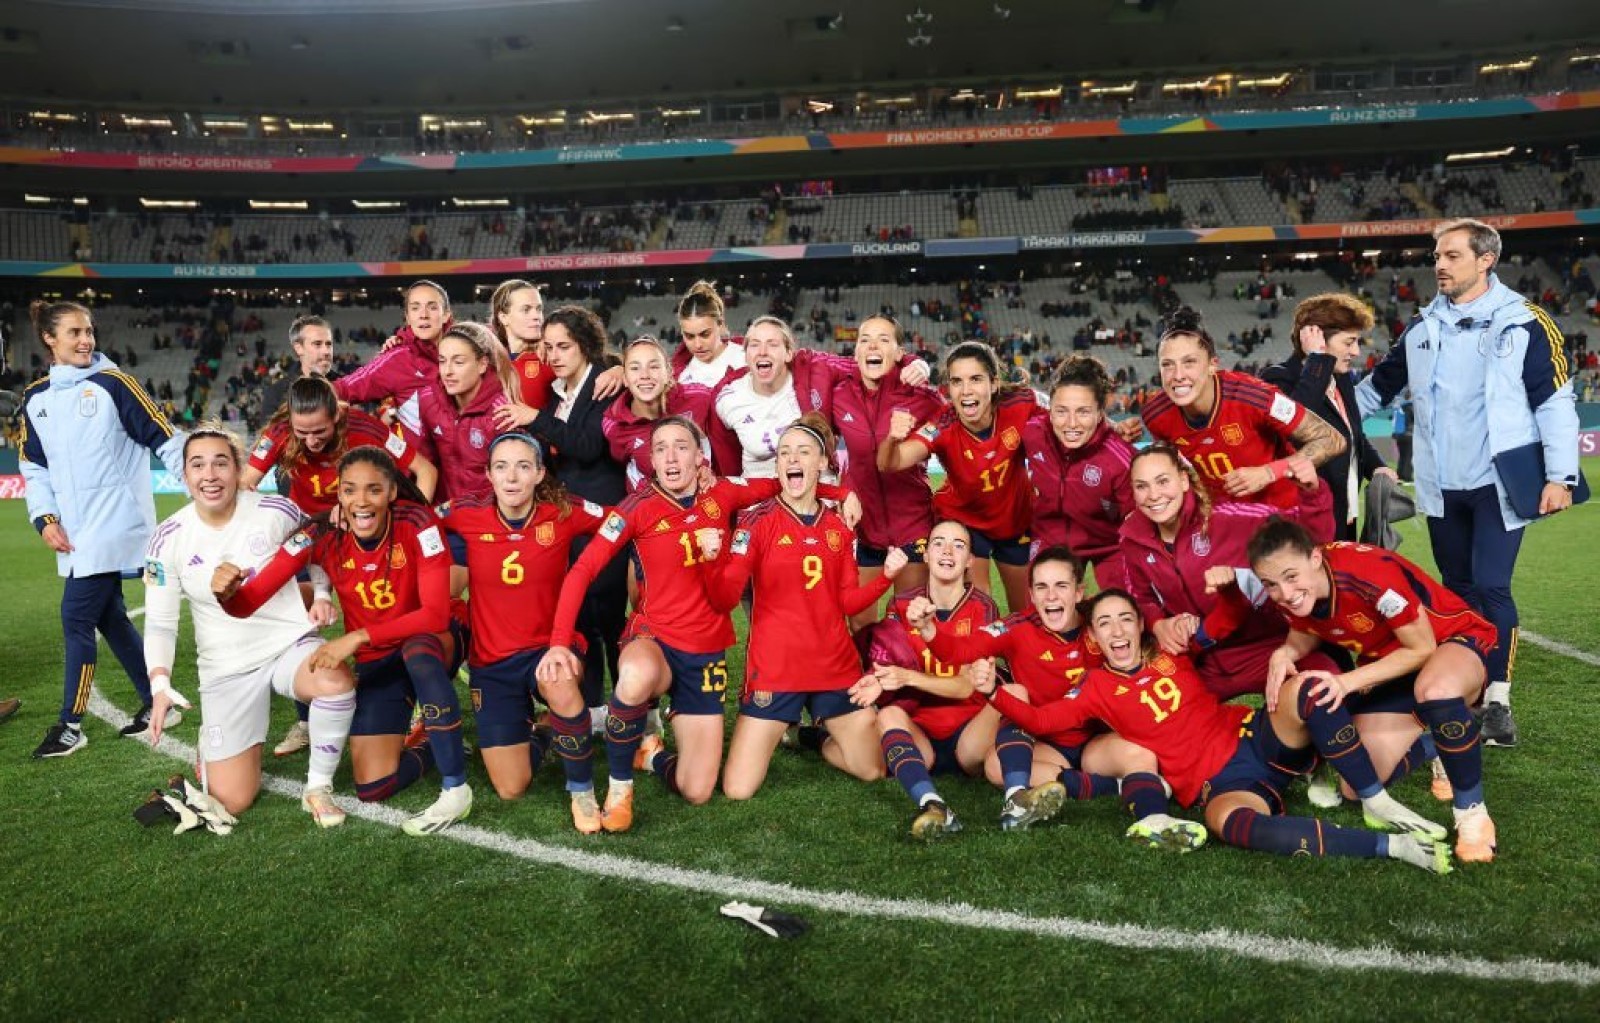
[102,370,174,438]
[1524,303,1569,388]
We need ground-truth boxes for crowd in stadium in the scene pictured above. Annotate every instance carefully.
[9,212,1584,874]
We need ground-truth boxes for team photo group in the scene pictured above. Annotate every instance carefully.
[16,215,1581,874]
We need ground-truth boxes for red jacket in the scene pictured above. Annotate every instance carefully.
[1118,491,1286,678]
[706,348,859,475]
[333,325,446,446]
[829,363,945,551]
[602,383,715,487]
[1023,419,1135,563]
[414,373,509,504]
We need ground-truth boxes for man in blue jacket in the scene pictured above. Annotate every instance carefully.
[1357,219,1581,749]
[20,300,188,758]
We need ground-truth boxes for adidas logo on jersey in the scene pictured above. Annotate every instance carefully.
[840,413,854,423]
[342,558,356,569]
[742,415,756,425]
[1115,685,1129,696]
[778,535,794,546]
[1039,650,1053,662]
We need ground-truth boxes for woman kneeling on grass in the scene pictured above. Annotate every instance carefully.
[847,519,1003,840]
[976,589,1454,872]
[707,414,905,800]
[219,446,472,837]
[144,426,356,827]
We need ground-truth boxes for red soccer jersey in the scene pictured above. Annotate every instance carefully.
[914,388,1042,539]
[550,476,792,655]
[444,495,607,667]
[709,500,892,693]
[869,586,1000,739]
[1273,543,1496,665]
[248,407,415,516]
[223,502,452,662]
[991,654,1251,808]
[1142,370,1308,512]
[927,608,1099,703]
[514,351,555,410]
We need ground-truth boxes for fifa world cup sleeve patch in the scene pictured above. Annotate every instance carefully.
[144,558,166,586]
[1375,589,1409,620]
[731,529,751,556]
[982,621,1008,637]
[582,500,604,518]
[600,512,627,543]
[251,435,275,459]
[417,525,446,559]
[1269,392,1298,425]
[385,431,407,458]
[283,530,314,555]
[916,422,940,444]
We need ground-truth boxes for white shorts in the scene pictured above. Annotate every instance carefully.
[197,635,320,763]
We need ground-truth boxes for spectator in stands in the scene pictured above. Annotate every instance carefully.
[1264,293,1396,541]
[1356,218,1582,749]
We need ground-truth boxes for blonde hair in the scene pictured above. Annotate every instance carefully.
[440,321,517,401]
[676,279,725,323]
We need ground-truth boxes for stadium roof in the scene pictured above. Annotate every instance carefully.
[4,0,1599,110]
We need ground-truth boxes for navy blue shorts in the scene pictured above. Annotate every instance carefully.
[351,649,416,738]
[1347,675,1419,717]
[1199,710,1314,814]
[740,686,859,725]
[661,643,729,717]
[469,648,546,749]
[856,537,927,569]
[969,528,1032,567]
[1042,737,1085,766]
[925,719,979,776]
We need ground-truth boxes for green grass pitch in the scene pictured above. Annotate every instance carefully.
[0,464,1597,1020]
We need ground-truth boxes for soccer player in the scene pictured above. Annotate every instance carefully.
[219,447,473,837]
[1024,355,1136,592]
[830,315,944,624]
[143,427,355,826]
[603,335,715,488]
[672,279,747,388]
[710,316,930,481]
[20,300,186,759]
[1142,307,1346,541]
[244,375,438,514]
[908,546,1144,831]
[492,278,624,415]
[977,589,1454,873]
[415,322,516,504]
[334,279,454,446]
[1214,519,1500,863]
[877,340,1045,613]
[847,520,1002,839]
[708,414,904,800]
[442,434,611,831]
[536,417,853,830]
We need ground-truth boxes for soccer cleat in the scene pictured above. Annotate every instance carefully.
[273,720,311,757]
[401,783,473,836]
[634,733,665,775]
[300,785,346,828]
[1429,758,1454,803]
[1126,813,1208,853]
[999,780,1067,831]
[402,713,428,751]
[1387,833,1455,875]
[1480,703,1517,748]
[1454,808,1497,864]
[1305,762,1344,809]
[910,800,963,841]
[1361,791,1447,841]
[0,697,20,724]
[120,704,182,740]
[570,790,602,835]
[33,723,87,759]
[600,786,635,833]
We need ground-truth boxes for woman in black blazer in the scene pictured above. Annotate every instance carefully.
[1261,293,1396,541]
[499,304,628,717]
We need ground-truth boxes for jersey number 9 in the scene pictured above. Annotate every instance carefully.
[802,554,824,590]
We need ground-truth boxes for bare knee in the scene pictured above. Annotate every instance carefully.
[492,780,529,802]
[680,780,716,805]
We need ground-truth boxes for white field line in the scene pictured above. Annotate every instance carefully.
[1520,630,1600,670]
[88,691,1599,988]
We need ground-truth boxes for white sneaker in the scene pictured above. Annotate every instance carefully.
[1386,833,1454,874]
[274,720,311,757]
[301,785,346,828]
[1361,790,1447,841]
[402,783,473,836]
[1125,812,1208,853]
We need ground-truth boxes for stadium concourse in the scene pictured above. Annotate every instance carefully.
[2,1,1600,1018]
